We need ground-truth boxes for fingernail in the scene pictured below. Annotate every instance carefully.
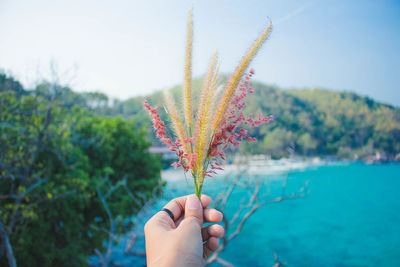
[186,194,201,210]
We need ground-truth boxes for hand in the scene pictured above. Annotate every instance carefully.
[144,194,224,267]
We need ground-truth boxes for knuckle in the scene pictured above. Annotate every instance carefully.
[144,220,152,234]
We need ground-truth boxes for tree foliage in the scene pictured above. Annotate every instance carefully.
[0,74,162,266]
[101,76,400,159]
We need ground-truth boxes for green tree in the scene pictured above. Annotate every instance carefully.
[120,76,400,159]
[297,133,317,155]
[0,74,162,267]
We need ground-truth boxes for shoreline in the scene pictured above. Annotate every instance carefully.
[161,157,340,182]
[161,157,400,182]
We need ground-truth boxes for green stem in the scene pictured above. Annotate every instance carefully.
[195,181,201,199]
[194,169,205,199]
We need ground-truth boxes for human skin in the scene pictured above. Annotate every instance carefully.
[144,194,224,267]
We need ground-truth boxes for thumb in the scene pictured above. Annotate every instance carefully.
[183,194,203,226]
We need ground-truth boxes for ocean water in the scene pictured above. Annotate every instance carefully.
[91,162,400,266]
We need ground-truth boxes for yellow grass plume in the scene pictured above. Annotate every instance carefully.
[194,51,218,171]
[183,7,193,131]
[208,61,220,129]
[212,21,272,132]
[164,91,189,156]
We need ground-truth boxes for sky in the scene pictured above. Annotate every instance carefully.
[1,0,399,106]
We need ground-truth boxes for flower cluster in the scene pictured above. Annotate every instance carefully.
[207,70,274,176]
[144,9,273,198]
[144,99,192,172]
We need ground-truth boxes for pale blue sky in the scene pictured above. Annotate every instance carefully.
[1,0,399,106]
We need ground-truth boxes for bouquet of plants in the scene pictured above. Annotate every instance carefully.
[144,8,273,198]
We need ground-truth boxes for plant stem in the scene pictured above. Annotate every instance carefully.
[195,181,201,199]
[194,171,204,199]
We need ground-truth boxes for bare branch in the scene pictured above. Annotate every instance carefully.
[0,220,17,267]
[8,178,47,232]
[123,183,162,258]
[272,250,287,267]
[215,257,235,267]
[205,161,309,267]
[94,176,162,266]
[124,233,146,257]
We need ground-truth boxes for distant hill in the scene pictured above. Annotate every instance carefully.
[102,76,400,160]
[2,73,398,160]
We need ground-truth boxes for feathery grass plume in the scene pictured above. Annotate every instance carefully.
[183,6,193,131]
[164,90,190,157]
[144,10,273,199]
[194,51,218,172]
[212,21,272,133]
[204,60,220,143]
[196,60,220,196]
[207,62,221,128]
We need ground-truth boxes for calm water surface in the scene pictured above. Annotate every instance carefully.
[92,163,400,266]
[211,163,400,266]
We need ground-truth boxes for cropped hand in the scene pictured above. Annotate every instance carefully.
[144,194,224,267]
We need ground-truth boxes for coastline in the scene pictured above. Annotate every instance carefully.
[161,157,342,182]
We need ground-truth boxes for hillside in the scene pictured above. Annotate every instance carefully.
[2,73,398,160]
[102,77,400,160]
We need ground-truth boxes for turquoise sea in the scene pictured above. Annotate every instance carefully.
[91,162,400,266]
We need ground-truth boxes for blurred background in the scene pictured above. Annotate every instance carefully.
[1,0,399,266]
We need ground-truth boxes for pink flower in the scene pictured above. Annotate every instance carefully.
[144,69,273,182]
[206,70,273,173]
